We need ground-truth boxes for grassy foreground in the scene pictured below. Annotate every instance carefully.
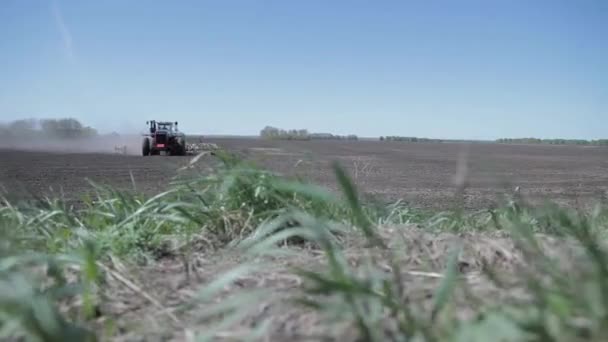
[1,151,608,341]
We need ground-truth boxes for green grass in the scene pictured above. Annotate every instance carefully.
[1,151,608,341]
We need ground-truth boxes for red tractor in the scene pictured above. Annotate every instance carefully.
[142,120,187,156]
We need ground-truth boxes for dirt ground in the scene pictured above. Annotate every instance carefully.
[0,148,192,205]
[1,138,607,210]
[94,226,584,341]
[1,139,607,340]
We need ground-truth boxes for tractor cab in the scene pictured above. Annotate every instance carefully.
[157,121,177,132]
[147,120,178,134]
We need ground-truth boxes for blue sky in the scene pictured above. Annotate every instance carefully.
[0,0,606,139]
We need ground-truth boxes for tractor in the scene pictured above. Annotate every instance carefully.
[142,120,187,156]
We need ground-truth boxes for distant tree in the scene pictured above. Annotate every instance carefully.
[260,126,280,139]
[9,119,37,131]
[496,137,607,146]
[7,119,38,138]
[380,135,442,143]
[40,118,97,139]
[260,126,358,141]
[2,118,97,140]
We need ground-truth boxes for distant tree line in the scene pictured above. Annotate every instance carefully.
[259,126,310,140]
[0,118,98,140]
[496,138,608,146]
[380,136,443,143]
[260,126,358,141]
[309,132,359,140]
[259,127,608,146]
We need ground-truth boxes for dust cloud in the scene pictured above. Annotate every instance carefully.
[0,134,144,156]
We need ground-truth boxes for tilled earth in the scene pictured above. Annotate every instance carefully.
[92,226,586,341]
[2,139,608,340]
[0,148,193,206]
[1,139,608,210]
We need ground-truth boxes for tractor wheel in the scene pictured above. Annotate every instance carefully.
[142,138,150,156]
[175,139,186,156]
[170,146,182,156]
[179,142,187,156]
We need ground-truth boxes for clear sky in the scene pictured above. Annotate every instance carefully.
[0,0,606,139]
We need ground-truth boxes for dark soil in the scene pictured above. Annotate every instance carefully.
[206,138,608,210]
[2,140,607,341]
[0,148,192,205]
[1,139,607,210]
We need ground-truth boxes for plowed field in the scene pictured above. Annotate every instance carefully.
[2,138,607,210]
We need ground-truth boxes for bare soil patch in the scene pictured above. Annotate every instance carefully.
[2,139,607,340]
[2,139,607,210]
[206,138,608,209]
[0,148,193,205]
[93,226,583,341]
